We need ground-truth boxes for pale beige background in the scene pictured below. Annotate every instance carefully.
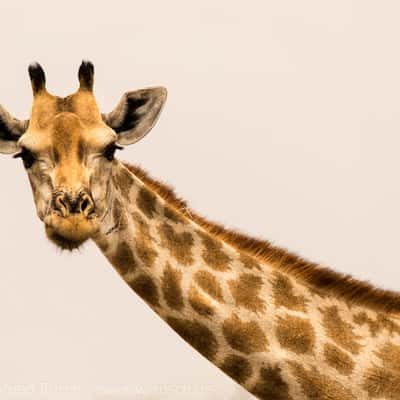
[0,1,399,399]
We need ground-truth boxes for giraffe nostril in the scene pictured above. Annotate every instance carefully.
[59,198,68,211]
[53,193,70,217]
[79,193,95,217]
[81,199,89,212]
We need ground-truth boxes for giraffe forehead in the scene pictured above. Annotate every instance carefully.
[22,89,115,152]
[30,90,101,125]
[51,113,109,151]
[21,113,116,153]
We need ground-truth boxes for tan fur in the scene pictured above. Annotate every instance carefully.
[124,163,400,314]
[95,161,400,399]
[4,63,400,400]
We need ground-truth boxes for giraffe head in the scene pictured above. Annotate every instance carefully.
[0,61,167,250]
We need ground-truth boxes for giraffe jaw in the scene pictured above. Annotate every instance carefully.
[44,213,99,250]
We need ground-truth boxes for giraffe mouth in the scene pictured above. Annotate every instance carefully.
[44,213,99,250]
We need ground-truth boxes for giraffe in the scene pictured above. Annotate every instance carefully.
[0,62,399,400]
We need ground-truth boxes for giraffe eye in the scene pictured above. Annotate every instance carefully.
[103,143,122,161]
[13,148,36,169]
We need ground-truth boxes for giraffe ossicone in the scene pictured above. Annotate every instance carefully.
[0,62,399,400]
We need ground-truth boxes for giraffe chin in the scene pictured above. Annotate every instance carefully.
[44,214,99,251]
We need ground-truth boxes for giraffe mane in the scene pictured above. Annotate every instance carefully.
[123,162,400,314]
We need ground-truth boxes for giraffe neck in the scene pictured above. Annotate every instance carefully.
[92,161,400,400]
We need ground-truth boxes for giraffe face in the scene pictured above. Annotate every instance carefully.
[0,62,167,250]
[18,112,118,250]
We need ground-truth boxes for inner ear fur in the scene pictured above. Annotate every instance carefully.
[102,87,167,145]
[0,105,28,154]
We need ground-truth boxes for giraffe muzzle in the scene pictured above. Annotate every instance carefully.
[45,190,99,250]
[52,190,95,218]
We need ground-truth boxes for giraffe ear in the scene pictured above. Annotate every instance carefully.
[0,105,29,154]
[102,87,167,145]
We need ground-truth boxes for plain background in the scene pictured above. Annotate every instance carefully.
[0,1,400,399]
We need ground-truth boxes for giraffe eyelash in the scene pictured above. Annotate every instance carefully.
[103,143,123,161]
[13,147,36,169]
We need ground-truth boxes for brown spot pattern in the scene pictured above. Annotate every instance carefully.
[222,314,268,354]
[112,197,128,230]
[132,211,157,268]
[194,270,224,302]
[158,223,194,265]
[320,306,362,354]
[129,274,160,307]
[137,187,157,219]
[163,206,184,224]
[272,272,308,312]
[323,343,355,376]
[188,286,215,317]
[198,231,231,271]
[251,365,293,400]
[288,361,356,400]
[377,342,400,373]
[123,163,400,315]
[228,273,266,313]
[240,254,262,271]
[363,342,400,399]
[135,239,157,268]
[110,241,137,275]
[308,285,329,299]
[166,317,218,360]
[275,315,315,355]
[161,263,184,311]
[96,236,110,253]
[115,166,134,199]
[220,355,253,384]
[132,211,151,237]
[353,311,400,338]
